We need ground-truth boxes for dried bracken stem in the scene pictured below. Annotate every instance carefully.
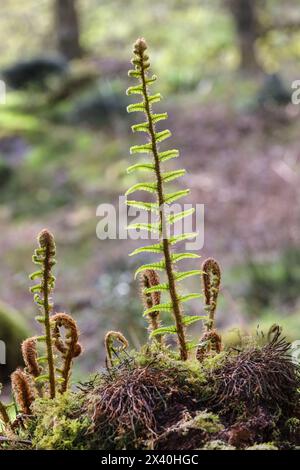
[11,369,35,415]
[104,331,129,369]
[21,337,41,378]
[52,312,82,393]
[133,38,187,360]
[140,270,162,343]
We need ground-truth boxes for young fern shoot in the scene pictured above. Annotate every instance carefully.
[126,38,203,360]
[140,270,162,343]
[105,331,129,369]
[30,229,57,398]
[196,258,222,361]
[52,313,82,393]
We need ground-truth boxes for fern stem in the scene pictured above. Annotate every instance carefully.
[43,239,56,398]
[137,41,187,360]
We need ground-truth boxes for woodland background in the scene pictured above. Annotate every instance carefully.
[0,0,299,383]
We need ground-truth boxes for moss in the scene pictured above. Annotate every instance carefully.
[203,440,236,450]
[155,410,223,450]
[134,345,208,386]
[191,411,224,434]
[30,392,91,450]
[246,442,278,450]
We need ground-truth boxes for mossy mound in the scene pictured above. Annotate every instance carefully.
[2,337,300,450]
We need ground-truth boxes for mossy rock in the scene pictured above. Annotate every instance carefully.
[0,301,29,383]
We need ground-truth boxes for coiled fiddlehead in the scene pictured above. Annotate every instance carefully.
[105,331,129,369]
[52,313,82,393]
[29,229,57,398]
[126,38,203,360]
[140,270,162,343]
[21,337,41,379]
[196,258,222,361]
[11,369,36,415]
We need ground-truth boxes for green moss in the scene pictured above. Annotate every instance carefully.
[246,442,278,450]
[191,411,224,434]
[30,392,91,450]
[203,440,235,450]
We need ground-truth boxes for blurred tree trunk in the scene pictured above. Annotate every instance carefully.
[227,0,261,73]
[55,0,82,60]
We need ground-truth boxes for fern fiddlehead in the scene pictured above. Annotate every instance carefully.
[105,331,129,369]
[52,312,82,393]
[21,337,41,379]
[29,229,57,398]
[126,38,203,360]
[140,270,162,343]
[11,369,36,415]
[196,258,222,361]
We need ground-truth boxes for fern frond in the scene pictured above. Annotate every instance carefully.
[127,38,202,360]
[52,313,82,393]
[105,331,129,369]
[140,270,163,343]
[29,229,57,398]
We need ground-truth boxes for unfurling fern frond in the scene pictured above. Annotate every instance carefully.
[52,313,82,393]
[126,38,203,360]
[104,331,129,369]
[196,258,222,362]
[11,369,36,415]
[29,229,57,398]
[21,337,41,379]
[202,258,221,330]
[140,270,163,343]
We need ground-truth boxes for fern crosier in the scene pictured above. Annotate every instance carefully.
[126,38,203,360]
[105,331,129,369]
[52,313,82,393]
[140,270,162,343]
[196,258,222,361]
[29,229,57,398]
[11,368,36,415]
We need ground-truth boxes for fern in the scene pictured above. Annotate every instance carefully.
[52,313,82,393]
[29,229,57,398]
[140,270,162,343]
[104,331,129,369]
[196,258,222,361]
[11,369,36,415]
[126,38,203,360]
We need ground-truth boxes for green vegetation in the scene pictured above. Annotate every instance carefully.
[126,38,203,359]
[0,38,300,450]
